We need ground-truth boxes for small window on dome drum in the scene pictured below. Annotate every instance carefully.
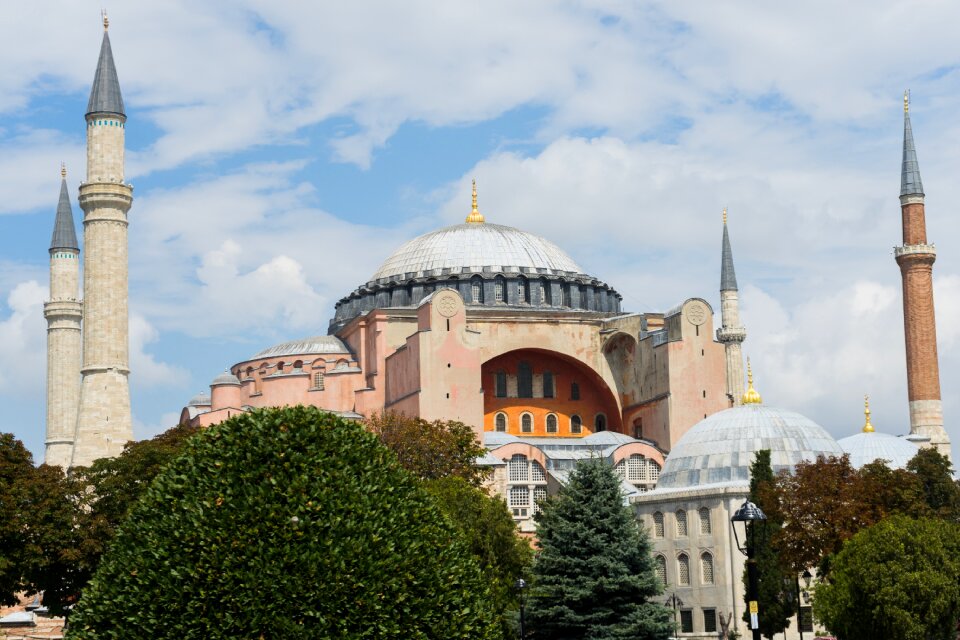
[471,276,483,304]
[494,277,505,302]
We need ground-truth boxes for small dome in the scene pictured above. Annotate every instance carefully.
[657,405,844,489]
[252,336,350,359]
[211,371,241,386]
[838,432,919,470]
[371,223,585,281]
[188,392,211,407]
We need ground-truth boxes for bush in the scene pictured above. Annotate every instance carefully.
[66,406,499,639]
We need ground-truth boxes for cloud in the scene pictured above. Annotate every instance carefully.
[130,313,190,388]
[0,280,47,394]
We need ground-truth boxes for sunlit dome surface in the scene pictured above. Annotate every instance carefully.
[657,405,844,489]
[251,336,349,359]
[838,432,919,470]
[370,223,585,281]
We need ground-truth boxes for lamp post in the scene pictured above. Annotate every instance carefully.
[516,578,527,639]
[665,593,683,637]
[731,500,766,640]
[797,568,813,639]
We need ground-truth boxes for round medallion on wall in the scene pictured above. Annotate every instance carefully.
[436,292,460,318]
[686,301,707,326]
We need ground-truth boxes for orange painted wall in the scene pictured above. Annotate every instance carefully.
[483,349,621,437]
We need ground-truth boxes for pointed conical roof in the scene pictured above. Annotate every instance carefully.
[86,29,125,117]
[901,97,923,197]
[50,177,79,252]
[720,215,738,292]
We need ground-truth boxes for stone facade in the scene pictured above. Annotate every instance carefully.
[44,247,82,468]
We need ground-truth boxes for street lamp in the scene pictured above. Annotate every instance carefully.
[515,578,527,639]
[665,593,683,637]
[731,500,766,640]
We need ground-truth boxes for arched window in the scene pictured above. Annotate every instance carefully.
[655,555,667,586]
[653,512,664,538]
[678,554,690,586]
[546,414,558,433]
[521,413,533,433]
[518,361,533,398]
[701,552,714,584]
[495,371,507,398]
[543,372,555,398]
[570,382,580,400]
[495,413,507,432]
[559,283,567,307]
[471,276,483,304]
[626,454,647,481]
[508,454,529,482]
[649,460,661,482]
[531,461,546,482]
[594,413,607,432]
[540,279,551,305]
[494,276,506,303]
[533,486,547,514]
[578,285,587,309]
[699,507,711,535]
[313,371,325,390]
[676,510,688,536]
[276,361,285,373]
[293,360,303,371]
[518,276,528,304]
[570,414,583,434]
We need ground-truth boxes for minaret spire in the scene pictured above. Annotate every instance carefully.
[86,14,125,118]
[44,167,83,467]
[716,208,747,406]
[862,395,875,433]
[893,93,949,459]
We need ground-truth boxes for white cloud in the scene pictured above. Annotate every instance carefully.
[0,280,47,394]
[129,313,189,388]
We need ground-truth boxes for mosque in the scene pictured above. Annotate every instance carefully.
[42,19,950,640]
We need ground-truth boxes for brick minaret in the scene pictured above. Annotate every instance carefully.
[716,208,746,406]
[895,92,949,459]
[72,15,133,467]
[44,165,83,467]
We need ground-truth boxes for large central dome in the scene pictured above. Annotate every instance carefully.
[371,222,584,281]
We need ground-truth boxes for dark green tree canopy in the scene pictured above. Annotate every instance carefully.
[66,406,499,639]
[528,459,672,639]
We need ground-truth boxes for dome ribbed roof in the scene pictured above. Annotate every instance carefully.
[252,336,349,359]
[211,371,241,386]
[188,392,211,407]
[371,223,584,281]
[838,432,919,470]
[657,405,843,489]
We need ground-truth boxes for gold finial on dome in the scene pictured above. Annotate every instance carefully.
[102,9,109,30]
[904,89,909,114]
[741,357,762,405]
[723,207,728,225]
[862,394,875,433]
[60,162,66,179]
[465,179,485,224]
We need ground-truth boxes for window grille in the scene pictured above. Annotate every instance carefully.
[508,454,529,482]
[649,461,660,481]
[570,415,582,434]
[655,555,667,586]
[699,507,711,534]
[678,554,690,586]
[627,454,646,481]
[509,485,529,508]
[533,486,547,513]
[471,277,483,303]
[313,371,325,390]
[518,278,527,303]
[701,553,714,584]
[521,414,533,433]
[546,414,558,433]
[531,461,546,483]
[676,510,688,536]
[495,413,507,432]
[494,277,505,302]
[703,609,717,634]
[653,512,664,538]
[680,610,693,633]
[570,382,580,400]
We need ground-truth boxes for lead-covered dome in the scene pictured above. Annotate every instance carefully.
[838,432,918,470]
[656,405,844,489]
[372,223,584,281]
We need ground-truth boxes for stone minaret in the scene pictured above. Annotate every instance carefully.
[72,16,133,467]
[716,208,746,406]
[895,92,949,459]
[44,165,83,467]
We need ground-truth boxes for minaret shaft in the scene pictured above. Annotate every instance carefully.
[716,214,746,407]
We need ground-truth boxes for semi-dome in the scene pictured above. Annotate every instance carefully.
[187,391,211,407]
[371,222,584,281]
[838,432,918,470]
[252,335,349,359]
[656,404,844,489]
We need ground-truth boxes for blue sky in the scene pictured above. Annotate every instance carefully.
[3,1,960,461]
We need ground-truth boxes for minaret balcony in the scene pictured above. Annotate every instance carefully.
[894,244,936,259]
[716,326,746,343]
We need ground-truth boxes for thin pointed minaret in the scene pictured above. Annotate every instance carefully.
[894,91,949,459]
[72,14,133,467]
[44,164,83,467]
[716,208,747,406]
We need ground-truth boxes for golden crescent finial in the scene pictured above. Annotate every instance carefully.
[465,178,485,224]
[102,9,109,31]
[904,90,909,114]
[723,207,727,225]
[60,162,66,178]
[862,394,875,433]
[742,357,763,405]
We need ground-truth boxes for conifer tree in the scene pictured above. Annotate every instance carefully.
[744,450,796,639]
[527,459,672,639]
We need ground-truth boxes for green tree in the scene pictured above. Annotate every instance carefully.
[743,450,796,639]
[365,412,489,486]
[906,447,960,520]
[814,515,960,640]
[527,459,672,639]
[424,477,533,638]
[66,407,499,639]
[0,433,35,605]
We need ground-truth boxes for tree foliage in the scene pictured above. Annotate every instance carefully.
[814,515,960,640]
[527,459,672,640]
[365,412,488,486]
[743,450,796,639]
[66,406,499,639]
[0,433,35,605]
